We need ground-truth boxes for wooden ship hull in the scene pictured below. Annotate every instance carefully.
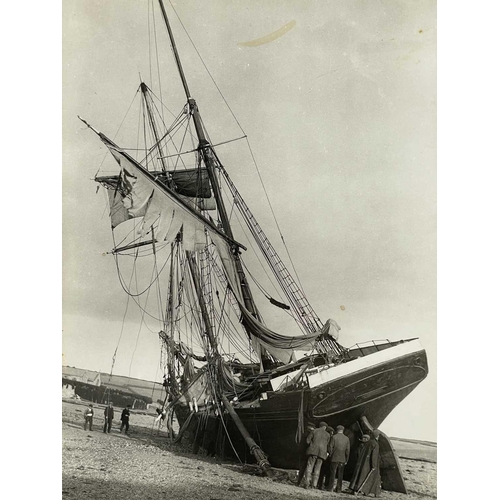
[174,338,427,476]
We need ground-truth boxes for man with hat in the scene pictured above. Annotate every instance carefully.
[297,422,316,486]
[302,421,331,489]
[83,403,94,431]
[317,426,335,490]
[120,405,131,435]
[103,402,114,433]
[349,429,382,497]
[326,424,351,493]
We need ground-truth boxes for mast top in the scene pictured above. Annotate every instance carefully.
[157,1,210,146]
[158,0,191,100]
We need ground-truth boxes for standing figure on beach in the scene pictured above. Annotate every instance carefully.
[83,403,94,431]
[317,426,335,490]
[103,402,114,433]
[296,423,316,486]
[326,425,351,492]
[349,429,382,497]
[302,421,331,489]
[120,405,131,434]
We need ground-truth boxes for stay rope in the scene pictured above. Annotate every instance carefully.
[93,88,140,177]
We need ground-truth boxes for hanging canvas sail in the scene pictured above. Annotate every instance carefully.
[107,146,208,249]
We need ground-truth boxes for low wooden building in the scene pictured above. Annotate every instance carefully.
[62,366,166,409]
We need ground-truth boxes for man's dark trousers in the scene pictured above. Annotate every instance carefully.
[327,462,345,492]
[84,416,93,431]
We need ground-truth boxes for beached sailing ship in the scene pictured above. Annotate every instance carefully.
[80,0,428,492]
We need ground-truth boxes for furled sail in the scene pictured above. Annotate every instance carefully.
[212,235,333,363]
[238,305,333,363]
[170,168,211,198]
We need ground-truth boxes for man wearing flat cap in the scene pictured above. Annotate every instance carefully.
[326,424,351,492]
[302,421,331,489]
[297,423,316,486]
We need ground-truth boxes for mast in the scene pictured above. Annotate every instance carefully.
[140,82,168,173]
[157,0,259,319]
[157,0,192,100]
[166,239,177,394]
[186,249,270,475]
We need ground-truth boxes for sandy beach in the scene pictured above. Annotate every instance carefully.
[62,400,436,500]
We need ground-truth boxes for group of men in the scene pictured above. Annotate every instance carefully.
[83,402,132,435]
[297,421,382,497]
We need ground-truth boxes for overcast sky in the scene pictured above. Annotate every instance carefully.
[62,0,436,441]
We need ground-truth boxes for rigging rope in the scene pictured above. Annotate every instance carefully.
[147,0,153,86]
[109,282,131,379]
[241,260,293,314]
[218,183,288,305]
[150,0,165,125]
[242,136,307,293]
[113,243,171,297]
[166,0,245,134]
[128,243,161,376]
[93,88,140,177]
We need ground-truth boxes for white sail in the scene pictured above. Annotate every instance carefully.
[107,145,213,251]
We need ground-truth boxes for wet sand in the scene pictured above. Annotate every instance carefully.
[62,400,436,499]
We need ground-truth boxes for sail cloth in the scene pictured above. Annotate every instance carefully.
[170,168,211,198]
[239,306,332,363]
[104,180,215,230]
[325,318,341,340]
[212,235,332,364]
[103,146,215,251]
[105,179,144,228]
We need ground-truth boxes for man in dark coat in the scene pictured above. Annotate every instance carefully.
[326,424,351,492]
[297,423,317,486]
[84,403,94,431]
[317,426,335,490]
[302,421,331,489]
[103,402,114,433]
[120,405,131,434]
[349,429,382,497]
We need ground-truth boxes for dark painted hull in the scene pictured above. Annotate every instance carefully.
[175,342,428,471]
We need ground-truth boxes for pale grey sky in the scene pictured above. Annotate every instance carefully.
[62,0,436,441]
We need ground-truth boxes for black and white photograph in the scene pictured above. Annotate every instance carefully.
[61,1,438,498]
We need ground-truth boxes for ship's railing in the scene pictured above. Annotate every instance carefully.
[347,339,395,358]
